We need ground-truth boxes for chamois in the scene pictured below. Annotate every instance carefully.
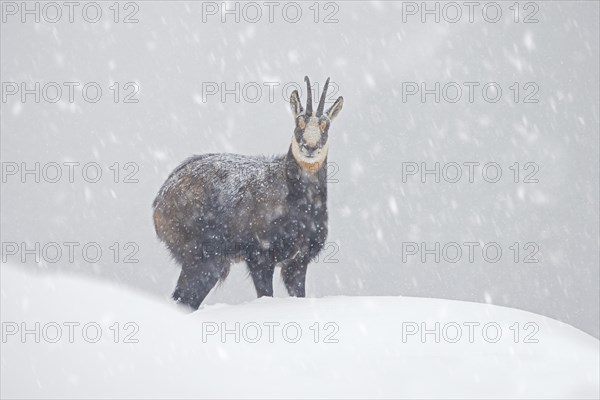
[152,76,344,310]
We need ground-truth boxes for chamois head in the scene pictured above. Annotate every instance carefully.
[289,76,344,171]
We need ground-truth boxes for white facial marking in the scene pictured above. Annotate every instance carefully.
[304,117,321,146]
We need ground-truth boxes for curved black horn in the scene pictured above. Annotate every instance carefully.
[304,76,313,115]
[316,77,330,117]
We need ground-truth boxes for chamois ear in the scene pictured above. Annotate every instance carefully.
[326,96,344,121]
[290,90,304,118]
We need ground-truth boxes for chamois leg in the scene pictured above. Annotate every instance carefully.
[281,261,308,297]
[246,258,275,298]
[173,257,225,310]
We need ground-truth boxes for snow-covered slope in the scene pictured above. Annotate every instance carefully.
[1,264,598,399]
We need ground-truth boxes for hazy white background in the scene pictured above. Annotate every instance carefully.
[1,1,598,338]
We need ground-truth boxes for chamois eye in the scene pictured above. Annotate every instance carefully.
[298,118,306,129]
[319,119,327,131]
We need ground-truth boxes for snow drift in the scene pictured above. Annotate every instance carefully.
[1,263,598,399]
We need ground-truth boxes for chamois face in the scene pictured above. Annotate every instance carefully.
[290,77,344,171]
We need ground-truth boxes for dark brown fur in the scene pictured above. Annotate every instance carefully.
[153,77,343,310]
